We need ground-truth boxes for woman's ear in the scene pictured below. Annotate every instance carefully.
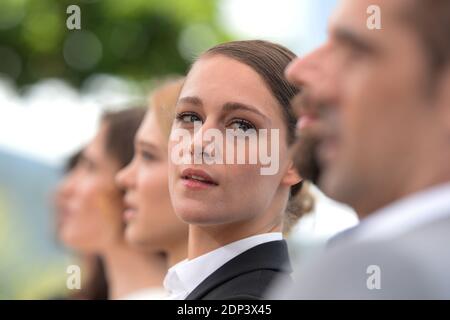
[281,160,302,187]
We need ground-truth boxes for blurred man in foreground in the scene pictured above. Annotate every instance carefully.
[277,0,450,299]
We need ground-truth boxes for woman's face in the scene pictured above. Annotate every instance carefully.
[117,111,188,251]
[58,123,125,253]
[168,55,300,229]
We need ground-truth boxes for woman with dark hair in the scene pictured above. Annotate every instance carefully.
[54,149,108,300]
[166,40,313,300]
[57,107,167,299]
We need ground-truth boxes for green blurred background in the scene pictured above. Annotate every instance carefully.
[0,0,230,88]
[0,0,231,299]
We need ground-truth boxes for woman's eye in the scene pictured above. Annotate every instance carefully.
[176,112,202,124]
[229,119,256,132]
[141,150,155,161]
[79,158,96,172]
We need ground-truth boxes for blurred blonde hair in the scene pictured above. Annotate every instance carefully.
[283,180,315,236]
[150,78,185,142]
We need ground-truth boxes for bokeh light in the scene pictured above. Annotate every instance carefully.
[63,30,103,71]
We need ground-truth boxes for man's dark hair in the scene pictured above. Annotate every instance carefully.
[406,0,450,78]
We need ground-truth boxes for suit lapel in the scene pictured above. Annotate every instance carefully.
[185,240,291,300]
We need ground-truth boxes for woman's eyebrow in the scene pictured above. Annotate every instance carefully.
[222,102,271,125]
[177,96,203,107]
[137,140,158,150]
[177,96,271,124]
[135,139,158,151]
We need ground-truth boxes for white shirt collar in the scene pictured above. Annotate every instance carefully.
[350,182,450,242]
[163,232,282,300]
[118,287,168,300]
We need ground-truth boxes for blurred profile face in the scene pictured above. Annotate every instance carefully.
[116,111,188,250]
[168,55,299,227]
[54,152,82,232]
[286,0,441,214]
[54,184,68,234]
[58,123,125,253]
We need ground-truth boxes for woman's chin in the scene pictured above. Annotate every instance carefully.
[175,208,225,226]
[62,236,98,254]
[124,226,146,248]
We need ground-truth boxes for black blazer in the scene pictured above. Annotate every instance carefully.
[185,240,293,300]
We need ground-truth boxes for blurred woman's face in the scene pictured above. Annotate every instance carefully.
[117,111,188,251]
[58,123,125,253]
[168,55,299,228]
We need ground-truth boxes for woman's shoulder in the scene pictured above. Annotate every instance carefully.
[186,240,292,300]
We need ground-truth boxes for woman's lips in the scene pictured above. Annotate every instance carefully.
[123,198,138,221]
[297,115,318,131]
[181,168,218,190]
[57,205,72,224]
[123,208,137,222]
[182,179,216,190]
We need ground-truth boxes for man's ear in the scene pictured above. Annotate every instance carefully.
[281,160,302,187]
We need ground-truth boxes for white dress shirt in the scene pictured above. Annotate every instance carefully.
[163,232,283,300]
[118,287,168,300]
[349,182,450,242]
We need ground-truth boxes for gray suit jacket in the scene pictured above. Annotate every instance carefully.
[273,214,450,299]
